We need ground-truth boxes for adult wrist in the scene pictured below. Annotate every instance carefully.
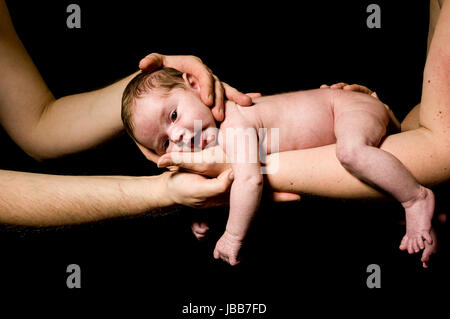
[153,172,177,209]
[120,174,176,215]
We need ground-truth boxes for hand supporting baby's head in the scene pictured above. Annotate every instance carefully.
[121,67,218,158]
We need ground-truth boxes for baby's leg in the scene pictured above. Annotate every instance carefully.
[333,98,434,254]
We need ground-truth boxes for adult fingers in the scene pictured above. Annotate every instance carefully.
[246,93,262,99]
[330,82,348,89]
[138,52,164,73]
[343,84,373,95]
[140,53,215,106]
[211,74,225,122]
[223,82,253,106]
[158,152,208,174]
[158,147,228,175]
[165,55,215,106]
[197,169,234,198]
[271,192,301,202]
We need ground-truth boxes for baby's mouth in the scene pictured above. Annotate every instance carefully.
[190,130,215,151]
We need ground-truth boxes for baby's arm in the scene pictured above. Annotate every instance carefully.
[214,126,263,266]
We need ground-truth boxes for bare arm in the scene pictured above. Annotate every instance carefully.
[226,162,263,239]
[212,126,263,265]
[401,104,421,131]
[0,0,139,160]
[266,1,450,198]
[0,168,234,226]
[0,0,253,160]
[0,170,168,226]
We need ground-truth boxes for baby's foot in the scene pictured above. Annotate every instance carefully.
[399,186,435,254]
[421,226,438,268]
[213,231,243,266]
[191,221,209,240]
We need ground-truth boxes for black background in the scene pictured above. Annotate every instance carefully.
[1,0,448,315]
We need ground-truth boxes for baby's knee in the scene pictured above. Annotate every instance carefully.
[335,142,364,170]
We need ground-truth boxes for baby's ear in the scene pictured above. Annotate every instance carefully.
[182,73,200,91]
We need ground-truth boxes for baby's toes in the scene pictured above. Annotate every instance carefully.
[421,250,431,268]
[412,239,420,253]
[417,236,425,250]
[407,240,415,254]
[422,231,433,245]
[399,235,408,250]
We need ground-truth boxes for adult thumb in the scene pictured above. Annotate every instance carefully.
[200,169,234,197]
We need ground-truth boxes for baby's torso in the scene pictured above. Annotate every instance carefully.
[221,88,338,154]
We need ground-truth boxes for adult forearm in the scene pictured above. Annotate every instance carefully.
[26,72,139,160]
[265,127,450,199]
[0,169,173,226]
[0,0,139,160]
[401,104,421,131]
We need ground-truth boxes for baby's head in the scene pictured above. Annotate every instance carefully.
[122,67,217,156]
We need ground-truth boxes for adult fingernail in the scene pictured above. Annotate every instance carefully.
[208,94,213,104]
[229,172,234,181]
[158,159,170,167]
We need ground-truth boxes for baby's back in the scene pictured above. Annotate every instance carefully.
[223,89,337,153]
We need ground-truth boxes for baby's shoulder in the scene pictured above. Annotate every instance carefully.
[220,102,257,130]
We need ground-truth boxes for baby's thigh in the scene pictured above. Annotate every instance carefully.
[333,95,389,145]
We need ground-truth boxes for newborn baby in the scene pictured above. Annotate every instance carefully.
[122,68,435,266]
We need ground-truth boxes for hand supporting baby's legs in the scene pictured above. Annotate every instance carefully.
[333,100,434,259]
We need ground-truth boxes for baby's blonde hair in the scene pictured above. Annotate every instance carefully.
[121,67,186,138]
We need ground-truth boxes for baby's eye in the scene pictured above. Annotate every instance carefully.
[164,139,170,150]
[170,109,178,122]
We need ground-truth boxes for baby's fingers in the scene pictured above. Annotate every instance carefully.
[213,247,220,259]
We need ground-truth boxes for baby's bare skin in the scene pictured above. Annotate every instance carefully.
[130,78,434,266]
[211,88,434,265]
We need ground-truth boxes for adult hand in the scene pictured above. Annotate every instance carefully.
[320,82,401,131]
[162,169,234,209]
[139,53,253,122]
[157,145,301,202]
[320,82,378,98]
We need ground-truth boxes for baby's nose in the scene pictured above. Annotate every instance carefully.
[170,127,192,145]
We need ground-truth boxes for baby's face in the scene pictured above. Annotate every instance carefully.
[132,87,217,156]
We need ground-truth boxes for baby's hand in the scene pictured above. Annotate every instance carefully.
[213,231,243,266]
